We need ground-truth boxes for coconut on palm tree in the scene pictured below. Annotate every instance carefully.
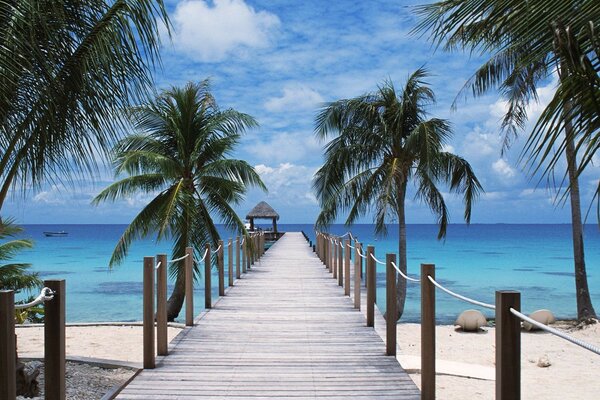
[414,0,599,320]
[313,69,482,320]
[94,81,266,320]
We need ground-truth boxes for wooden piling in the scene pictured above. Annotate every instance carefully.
[218,240,225,296]
[185,247,194,326]
[205,244,212,309]
[366,245,375,327]
[236,237,241,279]
[354,243,361,310]
[0,290,16,400]
[242,238,247,274]
[142,260,155,370]
[386,254,397,356]
[496,291,521,400]
[344,239,350,295]
[156,254,168,356]
[421,264,435,400]
[333,239,338,279]
[338,239,343,287]
[228,239,233,286]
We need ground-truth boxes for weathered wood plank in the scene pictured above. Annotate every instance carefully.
[117,233,420,399]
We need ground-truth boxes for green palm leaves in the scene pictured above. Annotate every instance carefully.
[0,219,40,292]
[0,0,169,210]
[313,70,481,320]
[94,81,265,320]
[314,70,482,239]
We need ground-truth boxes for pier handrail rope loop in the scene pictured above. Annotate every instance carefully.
[356,247,368,259]
[427,275,496,310]
[199,248,209,262]
[154,261,162,271]
[168,253,189,263]
[390,261,420,283]
[213,244,222,254]
[369,253,386,265]
[509,308,600,356]
[14,287,55,309]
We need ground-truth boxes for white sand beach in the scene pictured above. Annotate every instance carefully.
[14,321,600,399]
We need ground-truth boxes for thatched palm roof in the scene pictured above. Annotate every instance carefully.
[246,201,279,220]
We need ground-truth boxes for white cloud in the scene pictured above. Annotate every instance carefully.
[246,131,322,163]
[254,163,317,205]
[33,185,66,205]
[492,158,516,179]
[169,0,280,62]
[264,84,324,112]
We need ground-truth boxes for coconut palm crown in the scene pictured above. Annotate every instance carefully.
[94,81,266,320]
[313,69,482,320]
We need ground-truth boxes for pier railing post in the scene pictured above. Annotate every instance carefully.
[242,238,247,274]
[228,239,233,287]
[218,240,225,296]
[496,291,521,400]
[338,239,343,287]
[0,290,16,400]
[326,236,331,271]
[205,244,212,309]
[421,264,435,400]
[185,247,194,326]
[236,237,241,279]
[156,254,168,356]
[142,259,155,369]
[344,239,351,295]
[386,254,397,356]
[354,242,361,310]
[333,239,338,279]
[366,245,375,327]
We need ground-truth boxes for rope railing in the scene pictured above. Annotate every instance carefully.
[427,275,496,310]
[212,244,222,254]
[154,261,162,271]
[390,261,420,283]
[168,253,189,263]
[369,253,385,265]
[14,287,55,310]
[510,308,600,356]
[199,248,209,262]
[356,247,368,259]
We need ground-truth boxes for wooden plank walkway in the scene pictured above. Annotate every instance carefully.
[117,232,420,399]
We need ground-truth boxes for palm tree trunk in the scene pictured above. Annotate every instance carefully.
[166,272,186,321]
[396,180,408,321]
[565,134,596,320]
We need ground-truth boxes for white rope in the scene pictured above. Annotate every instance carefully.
[15,287,55,310]
[240,238,244,245]
[427,276,496,310]
[339,241,345,249]
[168,253,189,263]
[199,248,209,262]
[225,241,231,247]
[348,244,355,249]
[391,261,420,283]
[510,308,600,356]
[213,244,222,254]
[369,253,386,265]
[356,247,368,259]
[154,261,162,271]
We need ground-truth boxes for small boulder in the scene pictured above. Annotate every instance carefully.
[455,309,487,332]
[523,309,556,331]
[537,355,551,368]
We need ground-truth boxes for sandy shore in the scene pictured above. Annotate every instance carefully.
[15,322,600,399]
[16,324,182,364]
[398,322,600,400]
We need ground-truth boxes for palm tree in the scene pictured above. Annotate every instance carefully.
[0,219,40,292]
[94,81,266,320]
[414,0,599,320]
[313,69,482,320]
[0,0,169,212]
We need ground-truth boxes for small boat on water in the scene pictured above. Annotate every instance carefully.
[43,231,68,237]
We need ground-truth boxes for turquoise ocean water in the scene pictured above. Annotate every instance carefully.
[13,224,600,323]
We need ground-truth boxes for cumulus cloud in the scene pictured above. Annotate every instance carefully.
[246,131,322,164]
[264,85,324,112]
[492,158,516,179]
[254,163,317,205]
[169,0,280,62]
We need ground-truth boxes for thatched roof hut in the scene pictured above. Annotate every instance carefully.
[246,201,279,232]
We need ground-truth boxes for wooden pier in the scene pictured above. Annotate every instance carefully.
[116,232,420,399]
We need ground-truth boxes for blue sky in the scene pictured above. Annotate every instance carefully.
[6,0,599,224]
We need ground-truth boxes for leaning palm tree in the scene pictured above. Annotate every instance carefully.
[313,69,482,320]
[414,0,599,320]
[94,81,267,320]
[0,0,169,212]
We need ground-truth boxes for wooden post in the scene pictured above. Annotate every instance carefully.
[333,239,338,279]
[338,240,343,287]
[326,236,330,270]
[421,264,435,400]
[142,260,155,370]
[185,247,194,326]
[0,290,16,400]
[228,239,233,287]
[386,254,397,356]
[366,245,375,327]
[236,237,241,279]
[205,244,212,309]
[242,238,247,274]
[496,291,521,400]
[156,254,168,356]
[45,279,66,400]
[218,240,225,296]
[344,239,350,294]
[354,243,361,310]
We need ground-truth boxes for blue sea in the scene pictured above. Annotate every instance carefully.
[12,224,600,323]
